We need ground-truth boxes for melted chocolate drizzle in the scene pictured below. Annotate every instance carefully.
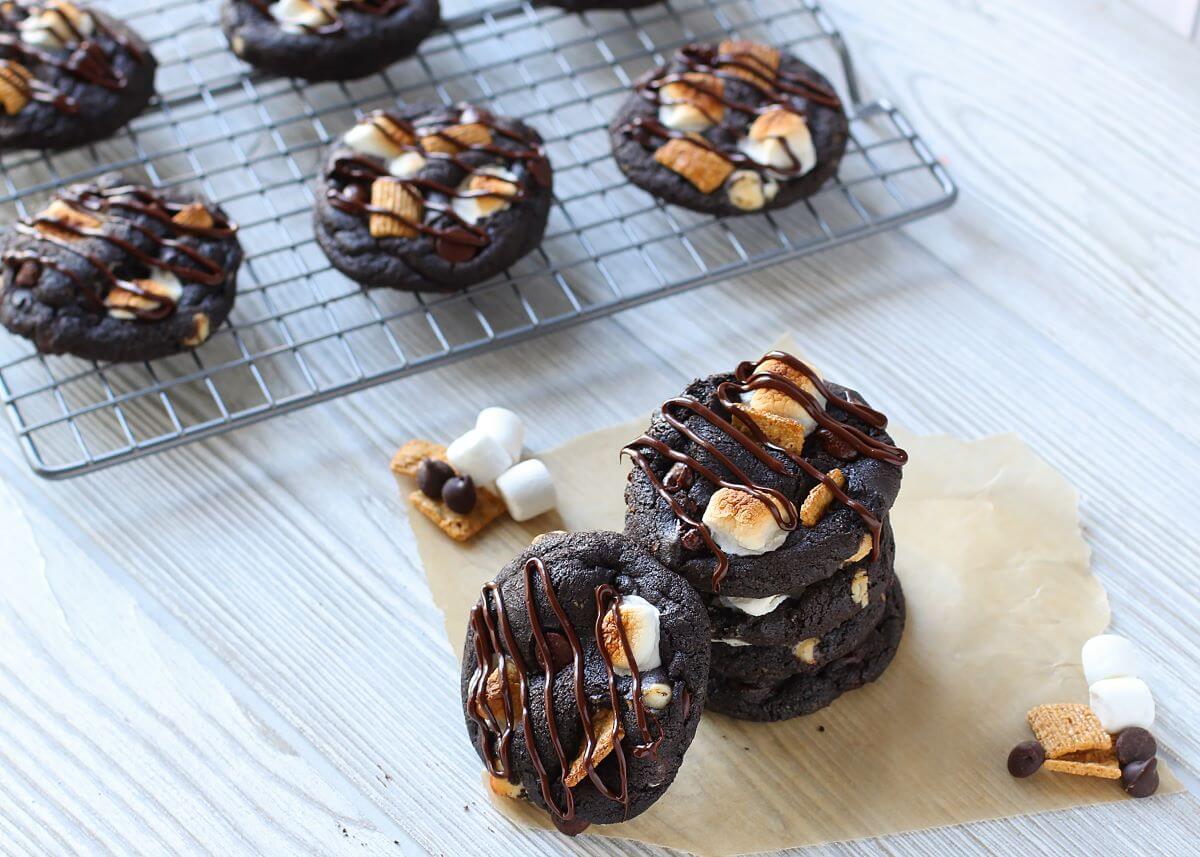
[0,2,148,115]
[2,183,236,321]
[466,558,664,831]
[623,351,907,590]
[245,0,407,37]
[326,106,549,261]
[621,42,841,179]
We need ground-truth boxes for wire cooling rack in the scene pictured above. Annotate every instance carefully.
[0,0,955,478]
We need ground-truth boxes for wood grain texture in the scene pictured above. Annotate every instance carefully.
[1,0,1198,854]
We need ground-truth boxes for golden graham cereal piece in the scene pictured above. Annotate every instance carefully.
[1027,703,1113,759]
[843,532,873,566]
[467,171,519,219]
[409,486,506,542]
[734,406,806,456]
[717,39,780,85]
[0,60,32,115]
[653,135,734,193]
[368,178,422,239]
[477,660,523,726]
[390,438,449,477]
[564,707,624,787]
[851,569,869,608]
[793,637,818,664]
[371,113,417,149]
[1043,748,1122,779]
[662,72,725,125]
[182,312,211,347]
[171,202,215,230]
[420,122,492,154]
[800,468,846,527]
[749,108,806,142]
[35,199,102,240]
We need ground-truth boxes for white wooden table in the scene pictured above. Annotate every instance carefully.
[1,0,1198,853]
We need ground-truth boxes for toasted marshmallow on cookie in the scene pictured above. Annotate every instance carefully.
[270,0,335,34]
[737,109,817,178]
[741,356,827,436]
[451,165,520,225]
[600,594,661,674]
[702,487,788,556]
[344,122,407,161]
[18,1,93,50]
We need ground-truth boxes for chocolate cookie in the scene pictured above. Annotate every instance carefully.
[623,351,906,598]
[710,574,894,685]
[314,103,553,292]
[610,40,848,216]
[0,175,241,362]
[221,0,439,81]
[706,518,894,648]
[0,2,156,150]
[707,576,906,721]
[461,530,709,832]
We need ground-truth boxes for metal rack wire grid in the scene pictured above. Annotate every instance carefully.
[0,0,956,478]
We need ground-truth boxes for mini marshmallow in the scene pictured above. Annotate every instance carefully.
[600,594,661,674]
[343,121,405,161]
[495,459,556,522]
[737,109,817,177]
[1089,677,1155,733]
[716,593,787,616]
[18,3,94,49]
[1082,634,1142,685]
[476,407,524,461]
[658,103,712,132]
[702,487,788,556]
[387,151,427,179]
[106,268,184,321]
[446,428,512,486]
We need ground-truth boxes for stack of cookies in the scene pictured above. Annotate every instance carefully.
[622,350,908,721]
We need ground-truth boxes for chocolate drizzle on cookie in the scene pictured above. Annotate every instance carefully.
[3,182,236,321]
[326,106,549,262]
[244,0,408,37]
[621,40,840,179]
[466,558,664,833]
[623,351,906,590]
[0,2,148,115]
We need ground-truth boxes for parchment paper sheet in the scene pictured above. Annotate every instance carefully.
[412,423,1180,855]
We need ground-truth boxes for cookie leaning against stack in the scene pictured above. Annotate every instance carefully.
[622,350,908,721]
[460,530,710,835]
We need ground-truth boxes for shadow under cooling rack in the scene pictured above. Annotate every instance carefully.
[0,0,956,478]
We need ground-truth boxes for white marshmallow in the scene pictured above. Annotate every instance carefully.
[271,0,332,33]
[1089,677,1155,733]
[451,165,519,225]
[737,122,817,178]
[446,428,512,486]
[1082,634,1141,685]
[716,593,787,616]
[600,594,661,674]
[712,638,750,647]
[475,407,524,461]
[495,459,556,522]
[702,487,788,556]
[387,151,426,179]
[658,103,712,132]
[106,268,184,321]
[745,357,827,436]
[343,121,404,161]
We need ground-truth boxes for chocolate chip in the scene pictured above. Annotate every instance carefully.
[442,475,476,514]
[1115,727,1157,766]
[1006,740,1045,778]
[341,182,370,205]
[1121,756,1159,798]
[680,527,705,552]
[416,457,455,500]
[551,815,590,836]
[436,228,481,263]
[663,462,693,493]
[535,631,574,672]
[818,428,859,460]
[13,259,39,289]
